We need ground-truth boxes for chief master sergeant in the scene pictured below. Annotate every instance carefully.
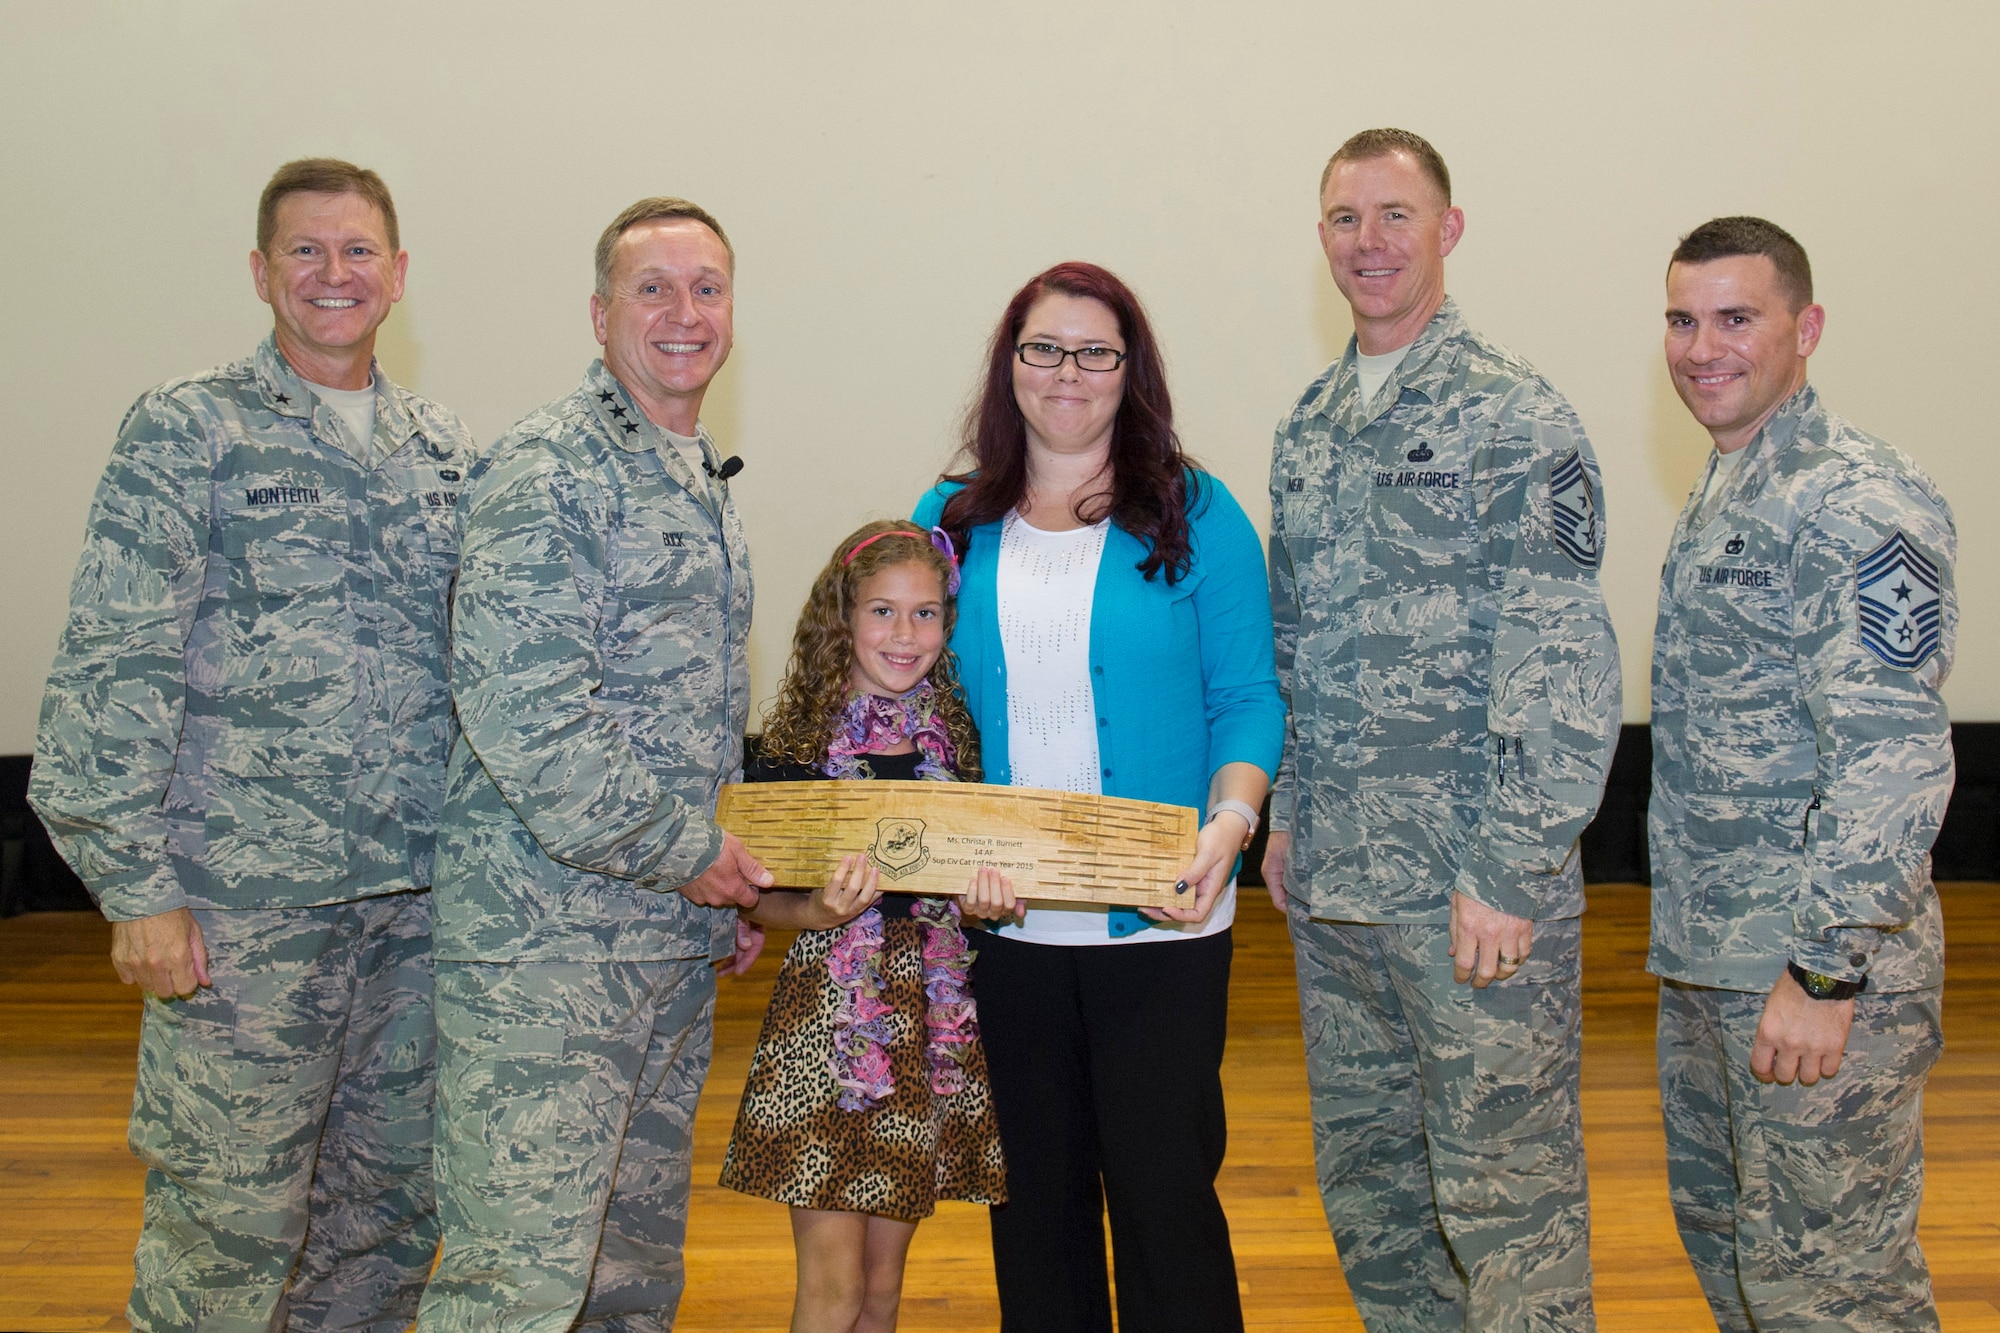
[29,158,474,1331]
[1261,128,1622,1332]
[416,197,772,1332]
[1650,216,1954,1333]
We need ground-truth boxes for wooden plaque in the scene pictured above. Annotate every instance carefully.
[714,780,1198,909]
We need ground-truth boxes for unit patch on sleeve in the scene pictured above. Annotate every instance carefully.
[1549,448,1600,568]
[1855,529,1941,670]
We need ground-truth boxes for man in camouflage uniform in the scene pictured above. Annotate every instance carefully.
[416,198,771,1333]
[1649,216,1953,1333]
[29,159,473,1332]
[1261,128,1622,1332]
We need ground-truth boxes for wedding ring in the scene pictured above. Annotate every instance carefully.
[1497,954,1526,966]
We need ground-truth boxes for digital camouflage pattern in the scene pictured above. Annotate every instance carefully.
[1648,383,1955,993]
[31,335,474,919]
[433,358,752,966]
[1657,981,1942,1333]
[128,894,437,1333]
[1267,298,1622,926]
[1648,384,1952,1332]
[1269,301,1618,1332]
[419,958,716,1333]
[28,336,467,1331]
[425,361,751,1331]
[1289,912,1594,1333]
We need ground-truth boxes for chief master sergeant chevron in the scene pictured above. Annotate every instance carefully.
[1260,128,1622,1332]
[415,197,771,1333]
[1649,216,1954,1333]
[28,158,475,1331]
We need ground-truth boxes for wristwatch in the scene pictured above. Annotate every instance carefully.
[1206,799,1261,851]
[1786,960,1866,1002]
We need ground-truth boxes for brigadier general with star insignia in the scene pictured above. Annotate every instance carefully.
[1261,128,1622,1332]
[1649,216,1955,1333]
[415,197,772,1332]
[29,158,475,1331]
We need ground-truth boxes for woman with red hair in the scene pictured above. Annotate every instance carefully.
[914,262,1284,1332]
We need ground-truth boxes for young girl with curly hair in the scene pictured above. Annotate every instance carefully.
[720,519,1016,1333]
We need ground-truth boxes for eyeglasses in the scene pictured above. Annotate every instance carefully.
[1015,341,1127,373]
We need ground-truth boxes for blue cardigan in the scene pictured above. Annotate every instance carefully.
[914,472,1286,936]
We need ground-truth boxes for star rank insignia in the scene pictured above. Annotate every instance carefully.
[597,391,615,403]
[1856,530,1942,670]
[621,419,639,434]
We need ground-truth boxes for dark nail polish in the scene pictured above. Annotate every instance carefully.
[1175,881,1189,894]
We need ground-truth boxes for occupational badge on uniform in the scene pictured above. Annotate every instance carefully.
[1855,530,1942,670]
[1549,449,1600,568]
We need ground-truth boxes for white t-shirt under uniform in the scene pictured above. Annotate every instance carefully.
[306,378,378,466]
[993,510,1234,945]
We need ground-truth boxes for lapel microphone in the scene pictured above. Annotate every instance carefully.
[703,455,744,481]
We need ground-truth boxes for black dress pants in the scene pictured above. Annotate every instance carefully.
[971,927,1242,1333]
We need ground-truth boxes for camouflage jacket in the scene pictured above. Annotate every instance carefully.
[434,360,752,964]
[1648,385,1954,993]
[30,336,473,919]
[1268,299,1622,923]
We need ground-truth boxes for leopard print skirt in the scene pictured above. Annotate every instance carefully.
[719,908,1008,1221]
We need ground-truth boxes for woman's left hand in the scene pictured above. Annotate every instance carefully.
[1146,811,1248,924]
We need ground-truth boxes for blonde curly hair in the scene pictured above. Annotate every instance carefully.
[759,519,981,780]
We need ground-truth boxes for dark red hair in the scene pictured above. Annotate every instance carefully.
[939,261,1201,583]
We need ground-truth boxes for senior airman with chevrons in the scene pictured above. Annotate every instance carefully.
[1650,216,1954,1333]
[30,159,473,1332]
[1263,128,1621,1332]
[416,198,772,1333]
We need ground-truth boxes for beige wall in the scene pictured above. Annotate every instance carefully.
[4,3,1994,753]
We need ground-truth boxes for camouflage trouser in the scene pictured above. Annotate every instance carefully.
[1657,980,1942,1333]
[128,892,437,1333]
[1288,909,1595,1333]
[418,957,717,1333]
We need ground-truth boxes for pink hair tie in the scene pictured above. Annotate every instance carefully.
[841,527,962,596]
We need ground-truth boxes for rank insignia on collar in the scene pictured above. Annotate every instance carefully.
[1550,448,1600,569]
[1856,530,1942,670]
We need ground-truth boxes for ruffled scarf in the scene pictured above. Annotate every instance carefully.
[821,686,979,1112]
[821,684,956,782]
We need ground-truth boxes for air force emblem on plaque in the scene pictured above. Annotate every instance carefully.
[868,817,931,879]
[1549,449,1601,568]
[1856,530,1941,671]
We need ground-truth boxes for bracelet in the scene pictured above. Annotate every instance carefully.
[1206,799,1261,851]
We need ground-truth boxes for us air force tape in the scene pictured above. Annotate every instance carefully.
[714,780,1199,908]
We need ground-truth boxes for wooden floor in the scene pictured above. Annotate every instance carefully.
[2,885,1996,1332]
